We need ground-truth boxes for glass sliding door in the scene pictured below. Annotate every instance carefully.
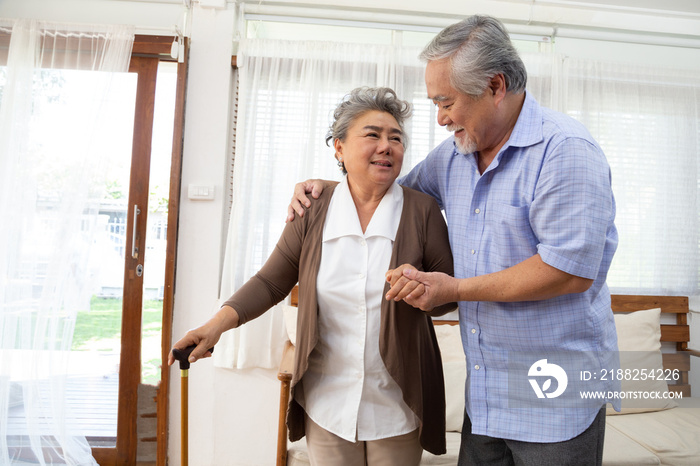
[1,29,185,465]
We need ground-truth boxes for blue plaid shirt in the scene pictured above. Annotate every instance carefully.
[400,92,620,442]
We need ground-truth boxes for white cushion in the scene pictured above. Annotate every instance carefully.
[608,308,677,415]
[434,323,466,432]
[282,304,298,346]
[602,424,661,465]
[605,398,700,465]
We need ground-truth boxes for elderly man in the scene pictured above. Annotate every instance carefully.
[289,15,619,465]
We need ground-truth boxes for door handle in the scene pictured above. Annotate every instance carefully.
[132,205,141,259]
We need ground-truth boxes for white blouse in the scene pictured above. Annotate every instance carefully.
[301,177,417,442]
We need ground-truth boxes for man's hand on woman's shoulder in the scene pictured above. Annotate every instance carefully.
[286,179,328,222]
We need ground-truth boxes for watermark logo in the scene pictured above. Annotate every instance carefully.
[528,359,568,399]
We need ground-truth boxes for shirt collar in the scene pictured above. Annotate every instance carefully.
[507,91,544,149]
[323,177,403,242]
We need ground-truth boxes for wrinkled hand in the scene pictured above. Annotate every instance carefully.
[385,264,425,305]
[286,179,325,222]
[386,266,457,311]
[168,324,220,366]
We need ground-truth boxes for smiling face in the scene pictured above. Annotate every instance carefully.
[425,58,494,155]
[334,110,404,198]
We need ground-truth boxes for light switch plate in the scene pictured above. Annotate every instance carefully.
[188,184,215,200]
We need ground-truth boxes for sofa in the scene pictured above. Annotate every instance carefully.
[279,294,700,465]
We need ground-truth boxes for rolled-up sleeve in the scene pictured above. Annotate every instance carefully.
[531,137,614,280]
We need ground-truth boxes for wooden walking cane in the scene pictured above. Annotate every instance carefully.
[172,345,214,466]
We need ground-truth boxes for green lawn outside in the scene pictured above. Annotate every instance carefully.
[73,296,163,385]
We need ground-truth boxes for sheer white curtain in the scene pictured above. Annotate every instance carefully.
[215,39,433,369]
[0,19,133,465]
[555,57,700,295]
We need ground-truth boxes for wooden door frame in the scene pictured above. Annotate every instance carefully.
[157,35,188,466]
[91,35,188,466]
[116,52,160,465]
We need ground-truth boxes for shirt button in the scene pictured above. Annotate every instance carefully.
[474,208,481,214]
[471,328,476,334]
[359,273,365,279]
[474,365,480,370]
[471,249,476,255]
[360,239,366,246]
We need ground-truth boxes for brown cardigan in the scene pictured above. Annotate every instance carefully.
[224,183,455,454]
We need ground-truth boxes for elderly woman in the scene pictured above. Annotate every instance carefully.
[169,87,454,465]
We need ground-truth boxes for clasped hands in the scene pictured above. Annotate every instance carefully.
[384,264,456,311]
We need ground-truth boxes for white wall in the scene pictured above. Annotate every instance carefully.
[2,1,700,464]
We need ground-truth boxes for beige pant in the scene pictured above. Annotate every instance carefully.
[305,416,423,466]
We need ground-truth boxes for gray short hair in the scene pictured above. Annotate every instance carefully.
[420,15,527,97]
[326,87,412,173]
